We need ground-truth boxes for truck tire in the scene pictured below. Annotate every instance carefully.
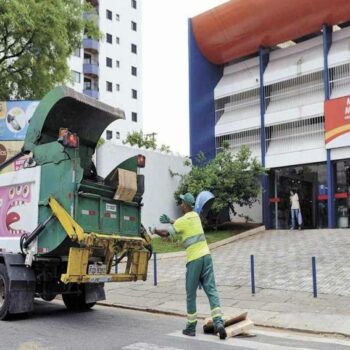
[62,289,95,311]
[0,264,10,320]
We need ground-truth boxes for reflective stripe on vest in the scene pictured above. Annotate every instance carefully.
[183,233,206,249]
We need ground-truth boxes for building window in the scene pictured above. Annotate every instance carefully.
[131,66,137,76]
[106,130,112,140]
[116,83,120,91]
[73,48,81,57]
[131,43,137,54]
[131,21,137,31]
[71,70,81,84]
[106,33,112,44]
[106,57,112,67]
[131,0,137,9]
[116,60,120,68]
[116,37,120,44]
[131,112,137,122]
[84,78,92,90]
[84,53,91,64]
[106,9,112,20]
[106,81,113,92]
[132,89,137,99]
[116,13,120,21]
[116,132,120,139]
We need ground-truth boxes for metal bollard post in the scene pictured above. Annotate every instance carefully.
[115,255,118,273]
[312,256,317,298]
[250,254,255,295]
[153,252,158,286]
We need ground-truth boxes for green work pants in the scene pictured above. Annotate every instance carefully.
[185,254,224,330]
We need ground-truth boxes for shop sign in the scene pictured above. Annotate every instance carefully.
[0,101,39,141]
[324,96,350,149]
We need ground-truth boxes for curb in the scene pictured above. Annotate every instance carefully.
[97,302,350,339]
[152,225,265,260]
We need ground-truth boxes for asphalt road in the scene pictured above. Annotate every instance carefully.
[0,300,349,350]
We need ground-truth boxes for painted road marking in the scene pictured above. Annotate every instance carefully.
[169,330,331,350]
[253,329,350,347]
[122,343,185,350]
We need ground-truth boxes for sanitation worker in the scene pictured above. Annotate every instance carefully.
[151,193,227,339]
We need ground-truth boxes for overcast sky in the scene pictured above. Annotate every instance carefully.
[141,0,227,156]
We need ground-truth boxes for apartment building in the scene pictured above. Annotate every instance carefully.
[68,0,142,144]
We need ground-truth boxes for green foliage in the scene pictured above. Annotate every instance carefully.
[152,230,244,254]
[96,137,105,148]
[0,0,99,100]
[123,131,157,149]
[175,144,265,215]
[159,144,171,153]
[123,130,172,153]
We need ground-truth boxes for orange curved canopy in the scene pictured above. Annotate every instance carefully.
[192,0,350,64]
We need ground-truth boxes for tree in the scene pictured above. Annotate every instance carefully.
[0,0,99,100]
[123,131,157,149]
[175,144,265,217]
[123,130,172,152]
[159,144,171,154]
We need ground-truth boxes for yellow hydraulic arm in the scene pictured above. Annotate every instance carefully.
[47,196,151,284]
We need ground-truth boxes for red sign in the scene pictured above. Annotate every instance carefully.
[324,96,350,149]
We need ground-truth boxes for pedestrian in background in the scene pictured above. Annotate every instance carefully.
[290,189,302,230]
[151,193,227,339]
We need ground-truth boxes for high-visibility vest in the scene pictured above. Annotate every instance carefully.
[173,211,210,262]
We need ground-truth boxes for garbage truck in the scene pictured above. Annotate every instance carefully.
[0,86,152,319]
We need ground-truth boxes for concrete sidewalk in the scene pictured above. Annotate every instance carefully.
[101,228,350,337]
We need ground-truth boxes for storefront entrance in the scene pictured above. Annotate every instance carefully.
[269,164,327,229]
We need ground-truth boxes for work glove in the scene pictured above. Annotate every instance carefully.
[159,214,171,224]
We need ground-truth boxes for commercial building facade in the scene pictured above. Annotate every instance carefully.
[189,0,350,229]
[68,0,142,144]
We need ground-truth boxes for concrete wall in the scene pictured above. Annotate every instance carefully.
[96,143,189,230]
[230,191,263,224]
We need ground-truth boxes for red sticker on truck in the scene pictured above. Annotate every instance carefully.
[81,210,96,216]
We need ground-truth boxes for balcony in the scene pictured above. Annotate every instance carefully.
[83,12,99,24]
[86,0,99,7]
[83,38,100,53]
[83,62,99,77]
[83,89,99,99]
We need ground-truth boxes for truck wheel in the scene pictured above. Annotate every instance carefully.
[0,264,10,320]
[62,289,95,311]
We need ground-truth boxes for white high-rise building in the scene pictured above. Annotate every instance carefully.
[68,0,142,144]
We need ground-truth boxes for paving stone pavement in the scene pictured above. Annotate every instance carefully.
[148,229,350,296]
[103,228,350,335]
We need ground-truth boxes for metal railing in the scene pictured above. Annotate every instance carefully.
[215,128,261,157]
[215,88,260,123]
[264,71,324,112]
[329,63,350,97]
[265,116,325,155]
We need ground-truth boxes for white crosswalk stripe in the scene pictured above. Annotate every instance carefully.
[253,329,350,347]
[169,329,350,350]
[122,343,185,350]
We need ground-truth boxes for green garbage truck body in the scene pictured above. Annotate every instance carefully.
[0,87,150,319]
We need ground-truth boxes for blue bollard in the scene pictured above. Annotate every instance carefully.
[153,252,158,286]
[312,256,317,298]
[115,255,118,273]
[250,254,255,295]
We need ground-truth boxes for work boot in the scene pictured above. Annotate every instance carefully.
[215,324,227,340]
[182,322,196,337]
[182,328,196,337]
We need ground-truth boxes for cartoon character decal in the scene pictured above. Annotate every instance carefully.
[0,183,32,236]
